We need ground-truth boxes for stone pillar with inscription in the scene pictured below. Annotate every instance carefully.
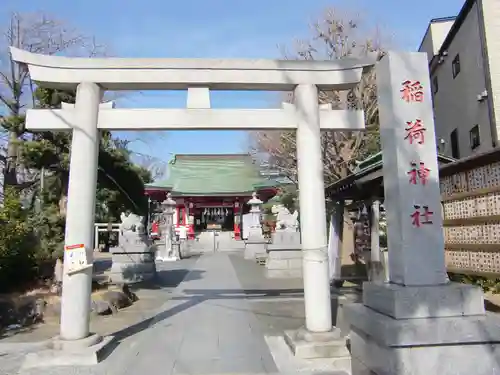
[346,52,500,375]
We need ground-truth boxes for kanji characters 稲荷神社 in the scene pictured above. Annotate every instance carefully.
[400,79,434,229]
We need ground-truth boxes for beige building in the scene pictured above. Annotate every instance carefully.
[419,0,500,159]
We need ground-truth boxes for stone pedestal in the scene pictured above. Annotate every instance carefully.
[346,282,500,375]
[284,327,349,359]
[244,239,267,260]
[272,231,301,245]
[21,334,115,368]
[179,239,189,258]
[109,231,156,284]
[266,232,302,278]
[266,248,302,278]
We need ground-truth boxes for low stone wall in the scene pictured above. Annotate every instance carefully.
[266,245,302,278]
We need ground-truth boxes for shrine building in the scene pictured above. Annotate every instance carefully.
[144,154,284,240]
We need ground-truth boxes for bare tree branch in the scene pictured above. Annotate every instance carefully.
[249,6,387,186]
[130,152,169,181]
[0,12,123,189]
[0,12,92,187]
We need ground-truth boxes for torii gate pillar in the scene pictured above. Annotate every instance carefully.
[295,84,332,332]
[60,82,102,342]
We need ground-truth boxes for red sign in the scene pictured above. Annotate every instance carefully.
[65,244,84,251]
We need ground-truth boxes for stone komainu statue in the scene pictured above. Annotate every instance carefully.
[119,212,145,234]
[109,212,155,284]
[273,204,299,231]
[117,212,149,249]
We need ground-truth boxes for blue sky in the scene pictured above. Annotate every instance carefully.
[1,0,465,166]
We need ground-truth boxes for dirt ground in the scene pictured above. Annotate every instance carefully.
[0,253,196,344]
[0,284,170,343]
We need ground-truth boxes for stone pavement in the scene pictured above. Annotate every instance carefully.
[228,254,359,337]
[109,252,279,375]
[1,252,355,375]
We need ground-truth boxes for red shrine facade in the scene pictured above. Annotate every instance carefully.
[144,154,280,240]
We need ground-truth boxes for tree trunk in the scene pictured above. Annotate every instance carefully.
[59,194,67,217]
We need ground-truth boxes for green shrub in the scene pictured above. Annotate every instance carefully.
[29,202,65,261]
[0,188,38,292]
[448,272,500,294]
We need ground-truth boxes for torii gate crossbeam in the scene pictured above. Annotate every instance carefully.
[25,107,365,131]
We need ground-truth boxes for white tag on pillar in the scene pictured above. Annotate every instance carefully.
[65,243,92,274]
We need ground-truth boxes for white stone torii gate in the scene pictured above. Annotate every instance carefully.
[11,46,373,351]
[12,48,500,374]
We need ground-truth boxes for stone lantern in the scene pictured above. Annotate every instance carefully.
[243,192,267,260]
[247,192,264,241]
[156,193,179,262]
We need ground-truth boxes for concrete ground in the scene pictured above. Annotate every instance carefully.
[0,251,357,375]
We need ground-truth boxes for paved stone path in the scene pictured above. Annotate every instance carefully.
[4,252,354,375]
[112,253,278,375]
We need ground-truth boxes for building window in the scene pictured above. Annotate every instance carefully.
[450,129,460,158]
[470,125,480,149]
[432,76,439,94]
[452,54,461,78]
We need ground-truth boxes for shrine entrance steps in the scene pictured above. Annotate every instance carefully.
[216,232,245,252]
[189,231,245,254]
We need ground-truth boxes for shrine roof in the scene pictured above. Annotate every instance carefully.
[145,153,281,195]
[325,151,455,200]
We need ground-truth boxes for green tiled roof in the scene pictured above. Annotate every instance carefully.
[355,151,456,174]
[145,154,280,195]
[326,151,456,197]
